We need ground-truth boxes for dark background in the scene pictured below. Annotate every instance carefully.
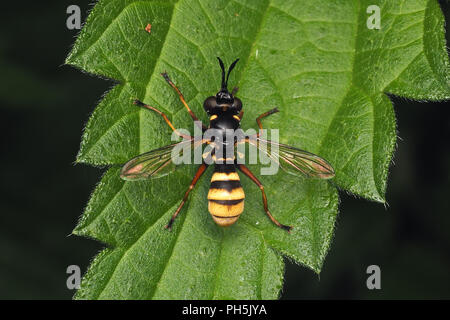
[0,1,449,299]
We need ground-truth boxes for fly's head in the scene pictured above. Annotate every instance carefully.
[204,57,242,115]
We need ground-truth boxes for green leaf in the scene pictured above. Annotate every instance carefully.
[67,0,450,299]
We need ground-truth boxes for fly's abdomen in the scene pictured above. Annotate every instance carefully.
[207,165,245,227]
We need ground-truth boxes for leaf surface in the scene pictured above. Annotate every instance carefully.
[67,0,450,299]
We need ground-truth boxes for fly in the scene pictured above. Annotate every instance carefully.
[120,58,335,232]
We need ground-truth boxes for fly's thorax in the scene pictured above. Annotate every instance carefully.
[209,111,241,131]
[207,164,245,227]
[204,125,245,165]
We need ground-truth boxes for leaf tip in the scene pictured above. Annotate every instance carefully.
[75,150,91,165]
[72,226,84,237]
[311,265,322,276]
[372,193,386,204]
[64,51,77,67]
[74,155,83,165]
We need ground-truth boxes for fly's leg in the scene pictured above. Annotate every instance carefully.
[161,72,207,130]
[237,110,244,121]
[236,164,292,232]
[165,163,208,230]
[133,100,191,140]
[256,108,279,137]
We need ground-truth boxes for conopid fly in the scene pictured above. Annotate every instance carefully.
[120,58,335,232]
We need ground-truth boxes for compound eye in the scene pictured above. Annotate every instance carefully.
[203,96,216,114]
[233,97,242,112]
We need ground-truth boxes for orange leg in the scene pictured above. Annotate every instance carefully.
[237,164,292,232]
[256,108,279,137]
[133,100,191,140]
[161,72,207,130]
[238,110,244,120]
[165,163,208,230]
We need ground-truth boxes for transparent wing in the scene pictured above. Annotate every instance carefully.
[246,137,335,179]
[120,137,207,180]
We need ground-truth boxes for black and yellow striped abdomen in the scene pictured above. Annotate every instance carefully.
[207,165,245,227]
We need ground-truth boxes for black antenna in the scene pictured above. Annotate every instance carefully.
[217,57,226,91]
[225,58,239,88]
